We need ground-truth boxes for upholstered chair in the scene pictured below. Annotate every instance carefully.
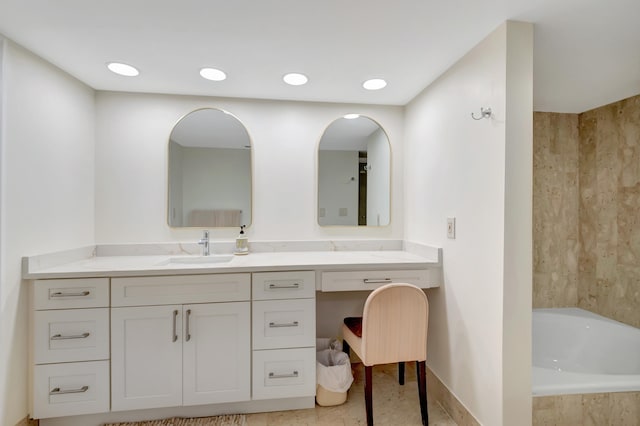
[342,283,429,426]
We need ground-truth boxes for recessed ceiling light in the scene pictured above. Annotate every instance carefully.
[283,73,308,86]
[200,68,227,81]
[363,78,387,90]
[344,114,360,119]
[107,62,139,77]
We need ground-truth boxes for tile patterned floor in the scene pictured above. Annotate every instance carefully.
[246,362,458,426]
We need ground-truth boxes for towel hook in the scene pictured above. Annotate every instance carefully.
[471,107,492,120]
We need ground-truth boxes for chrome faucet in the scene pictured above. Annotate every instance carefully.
[198,230,210,256]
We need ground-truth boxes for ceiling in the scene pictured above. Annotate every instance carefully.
[0,0,638,113]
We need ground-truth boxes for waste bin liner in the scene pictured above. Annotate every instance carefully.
[316,338,354,406]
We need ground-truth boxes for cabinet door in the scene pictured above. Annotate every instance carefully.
[182,302,250,406]
[111,305,183,411]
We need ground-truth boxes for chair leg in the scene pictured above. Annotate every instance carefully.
[417,361,429,426]
[398,361,405,385]
[365,365,373,426]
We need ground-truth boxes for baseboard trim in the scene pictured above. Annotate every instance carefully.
[15,417,38,426]
[427,367,480,426]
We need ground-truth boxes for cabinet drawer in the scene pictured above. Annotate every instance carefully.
[33,360,109,419]
[33,278,109,310]
[34,308,109,364]
[252,299,315,350]
[252,271,315,300]
[252,347,316,400]
[321,269,435,292]
[111,273,250,306]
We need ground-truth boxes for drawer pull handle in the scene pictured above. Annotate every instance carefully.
[269,321,299,328]
[269,283,300,289]
[172,310,179,342]
[185,309,192,342]
[269,371,299,379]
[363,278,392,284]
[50,291,90,298]
[49,385,89,395]
[51,332,90,340]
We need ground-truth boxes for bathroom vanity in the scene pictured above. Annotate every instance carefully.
[24,243,441,425]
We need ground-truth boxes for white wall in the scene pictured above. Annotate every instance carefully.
[502,22,533,424]
[366,128,390,226]
[95,92,404,243]
[404,22,532,425]
[0,39,95,425]
[318,150,359,226]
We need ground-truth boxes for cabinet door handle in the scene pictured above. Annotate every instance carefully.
[172,310,179,342]
[269,371,299,379]
[268,283,300,289]
[363,278,392,284]
[49,385,89,395]
[269,321,299,328]
[50,291,90,298]
[185,309,192,342]
[51,332,90,340]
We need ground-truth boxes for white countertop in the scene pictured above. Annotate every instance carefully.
[23,242,441,279]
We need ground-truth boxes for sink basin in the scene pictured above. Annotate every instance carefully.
[157,255,234,266]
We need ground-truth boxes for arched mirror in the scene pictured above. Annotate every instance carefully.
[317,115,390,226]
[168,108,252,227]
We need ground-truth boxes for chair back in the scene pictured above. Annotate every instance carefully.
[361,283,429,365]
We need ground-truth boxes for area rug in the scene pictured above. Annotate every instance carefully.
[104,414,246,426]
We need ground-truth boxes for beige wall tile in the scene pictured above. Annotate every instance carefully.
[578,94,640,328]
[533,392,640,426]
[582,393,610,426]
[533,394,583,426]
[609,392,640,426]
[426,368,480,426]
[533,112,580,308]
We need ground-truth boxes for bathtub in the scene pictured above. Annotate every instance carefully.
[532,308,640,396]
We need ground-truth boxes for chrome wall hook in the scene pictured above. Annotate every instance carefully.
[471,107,492,120]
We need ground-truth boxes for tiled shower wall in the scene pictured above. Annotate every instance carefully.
[578,95,640,328]
[533,95,640,328]
[533,112,580,308]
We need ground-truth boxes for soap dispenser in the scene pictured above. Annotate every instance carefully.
[234,225,249,255]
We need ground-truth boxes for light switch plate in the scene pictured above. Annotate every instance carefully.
[447,217,456,239]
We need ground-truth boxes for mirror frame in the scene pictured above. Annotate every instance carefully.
[167,107,254,229]
[316,114,392,227]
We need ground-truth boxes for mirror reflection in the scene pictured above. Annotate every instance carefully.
[317,115,390,226]
[168,108,252,228]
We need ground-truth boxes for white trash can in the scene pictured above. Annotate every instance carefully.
[316,338,353,406]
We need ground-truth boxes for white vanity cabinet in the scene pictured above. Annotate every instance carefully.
[251,271,316,400]
[25,247,438,425]
[110,274,251,411]
[30,278,110,419]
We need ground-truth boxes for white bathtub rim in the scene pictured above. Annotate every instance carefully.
[532,366,640,396]
[534,307,638,331]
